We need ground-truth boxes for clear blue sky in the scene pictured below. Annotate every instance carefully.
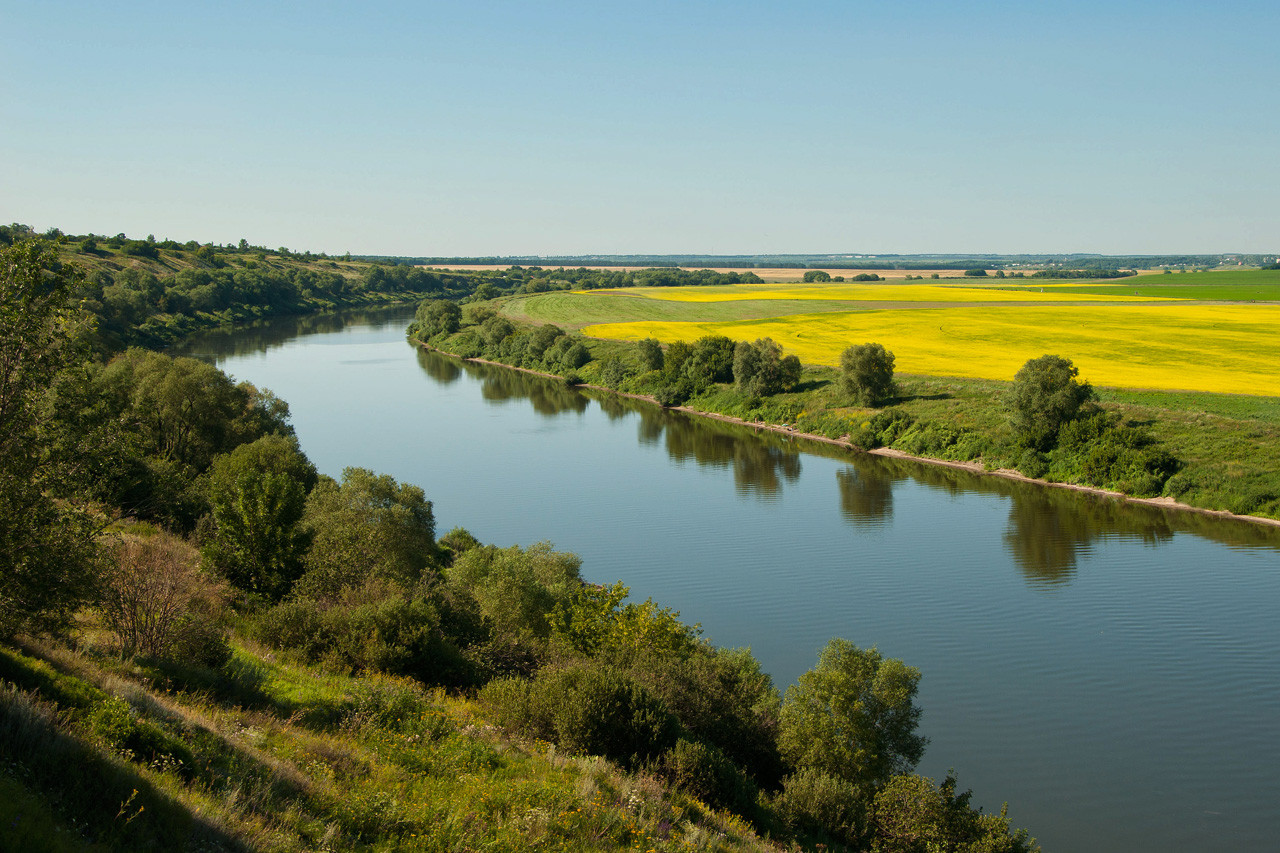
[3,1,1277,256]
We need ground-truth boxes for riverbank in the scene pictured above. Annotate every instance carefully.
[417,338,1280,531]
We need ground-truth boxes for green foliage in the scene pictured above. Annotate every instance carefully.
[803,270,832,282]
[964,268,988,277]
[733,338,802,398]
[660,738,759,814]
[447,542,582,655]
[840,342,897,407]
[773,767,869,846]
[483,663,679,768]
[1008,354,1096,451]
[871,773,1038,853]
[0,240,101,638]
[779,639,926,791]
[204,435,315,600]
[297,467,437,601]
[412,298,461,338]
[253,580,474,684]
[848,408,915,449]
[637,337,664,371]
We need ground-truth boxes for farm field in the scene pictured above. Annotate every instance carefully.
[508,272,1280,396]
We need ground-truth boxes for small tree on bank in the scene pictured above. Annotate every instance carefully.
[840,343,896,407]
[1007,354,1096,451]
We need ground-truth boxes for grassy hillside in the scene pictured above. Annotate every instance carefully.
[0,636,773,853]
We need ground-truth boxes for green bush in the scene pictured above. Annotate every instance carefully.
[773,767,868,846]
[484,664,678,768]
[1018,449,1049,479]
[660,738,758,815]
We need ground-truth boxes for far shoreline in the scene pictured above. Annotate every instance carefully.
[415,340,1280,532]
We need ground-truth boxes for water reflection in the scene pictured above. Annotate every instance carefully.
[415,347,461,384]
[835,466,901,528]
[630,405,801,498]
[437,357,589,417]
[172,305,416,360]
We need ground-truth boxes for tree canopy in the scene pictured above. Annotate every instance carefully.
[840,342,896,407]
[1007,354,1096,450]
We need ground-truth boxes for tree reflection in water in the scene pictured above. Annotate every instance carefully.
[633,405,801,498]
[415,347,460,384]
[835,466,901,528]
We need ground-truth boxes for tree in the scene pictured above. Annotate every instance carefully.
[0,240,101,637]
[840,342,896,407]
[779,639,926,790]
[298,467,437,600]
[637,337,664,371]
[204,435,315,600]
[414,299,461,338]
[734,338,802,397]
[1007,354,1096,451]
[964,268,988,277]
[803,270,832,282]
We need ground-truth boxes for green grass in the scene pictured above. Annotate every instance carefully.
[1,638,783,853]
[996,269,1280,300]
[505,291,864,327]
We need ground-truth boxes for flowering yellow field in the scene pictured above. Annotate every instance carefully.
[600,283,1171,304]
[583,304,1280,396]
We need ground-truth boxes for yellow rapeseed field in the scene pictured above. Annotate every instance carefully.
[584,304,1280,396]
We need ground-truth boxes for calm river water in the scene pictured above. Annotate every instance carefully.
[177,307,1280,853]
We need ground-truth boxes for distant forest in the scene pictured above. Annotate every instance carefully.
[371,252,1273,271]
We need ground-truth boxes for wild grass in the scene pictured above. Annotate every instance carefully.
[1,638,785,853]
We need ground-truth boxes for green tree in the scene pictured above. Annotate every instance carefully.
[779,639,926,790]
[204,435,315,600]
[840,342,896,407]
[1007,354,1096,451]
[803,270,832,283]
[734,338,802,397]
[637,337,664,371]
[298,467,437,600]
[0,241,101,636]
[414,299,461,338]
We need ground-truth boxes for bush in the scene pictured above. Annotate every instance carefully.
[773,767,868,846]
[660,738,758,814]
[99,533,230,664]
[1018,449,1049,480]
[485,664,678,768]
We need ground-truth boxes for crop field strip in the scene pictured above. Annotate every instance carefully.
[521,273,1280,396]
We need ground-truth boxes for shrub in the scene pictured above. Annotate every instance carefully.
[660,738,758,814]
[1018,450,1049,480]
[773,767,868,846]
[99,533,230,664]
[485,664,679,768]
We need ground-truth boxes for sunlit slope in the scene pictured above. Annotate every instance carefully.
[584,304,1280,395]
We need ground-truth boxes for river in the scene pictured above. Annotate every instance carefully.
[177,306,1280,853]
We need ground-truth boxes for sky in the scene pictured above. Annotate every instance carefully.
[3,1,1278,256]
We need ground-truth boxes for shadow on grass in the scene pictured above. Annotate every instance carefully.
[1,682,253,852]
